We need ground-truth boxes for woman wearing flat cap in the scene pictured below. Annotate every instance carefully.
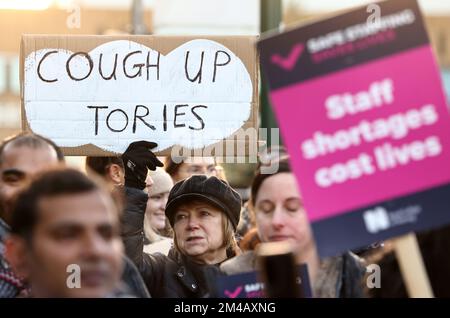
[121,142,242,298]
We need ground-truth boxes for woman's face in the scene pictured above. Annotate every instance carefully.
[254,173,314,251]
[173,201,226,264]
[145,192,169,231]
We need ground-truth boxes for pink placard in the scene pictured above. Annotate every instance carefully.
[271,45,450,222]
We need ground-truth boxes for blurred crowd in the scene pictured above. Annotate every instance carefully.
[1,132,449,298]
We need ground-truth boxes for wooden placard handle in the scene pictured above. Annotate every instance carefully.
[393,233,434,298]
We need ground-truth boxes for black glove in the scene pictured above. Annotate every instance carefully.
[122,141,164,190]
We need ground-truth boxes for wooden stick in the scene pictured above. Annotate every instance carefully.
[393,233,434,298]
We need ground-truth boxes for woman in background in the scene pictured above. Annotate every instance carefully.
[221,157,366,298]
[143,168,173,255]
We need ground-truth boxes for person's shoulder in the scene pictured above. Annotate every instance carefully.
[142,250,177,279]
[144,238,173,256]
[124,186,148,201]
[343,251,367,274]
[220,250,256,275]
[146,250,172,263]
[322,251,366,278]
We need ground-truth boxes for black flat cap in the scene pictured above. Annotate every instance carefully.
[165,175,242,230]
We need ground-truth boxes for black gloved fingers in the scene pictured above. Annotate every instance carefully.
[146,153,164,171]
[128,147,163,171]
[124,141,158,153]
[122,140,163,189]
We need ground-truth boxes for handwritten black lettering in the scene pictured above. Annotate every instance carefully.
[99,53,118,80]
[146,51,160,81]
[87,106,108,135]
[66,52,93,81]
[174,104,188,128]
[106,109,129,132]
[37,50,58,83]
[213,50,231,82]
[185,51,204,83]
[133,105,156,133]
[123,51,144,78]
[189,105,207,130]
[163,104,168,132]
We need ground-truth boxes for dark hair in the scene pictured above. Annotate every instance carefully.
[164,156,185,177]
[10,168,119,241]
[86,156,124,177]
[0,132,64,165]
[250,157,291,206]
